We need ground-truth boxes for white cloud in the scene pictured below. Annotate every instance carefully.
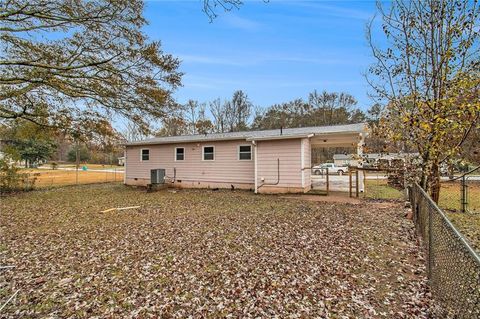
[220,14,262,31]
[294,1,372,20]
[178,53,362,67]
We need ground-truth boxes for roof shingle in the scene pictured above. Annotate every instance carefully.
[125,123,367,146]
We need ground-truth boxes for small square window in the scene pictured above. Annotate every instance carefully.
[176,147,185,161]
[239,145,252,160]
[141,149,149,161]
[203,146,214,160]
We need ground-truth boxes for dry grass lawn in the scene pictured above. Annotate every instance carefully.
[438,181,480,252]
[22,169,124,188]
[439,181,480,212]
[1,184,431,318]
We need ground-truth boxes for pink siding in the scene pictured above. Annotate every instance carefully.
[256,139,303,189]
[125,140,254,188]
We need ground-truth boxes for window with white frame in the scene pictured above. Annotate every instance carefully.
[203,146,214,160]
[175,147,185,161]
[238,145,252,160]
[141,149,150,161]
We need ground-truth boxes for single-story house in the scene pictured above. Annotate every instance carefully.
[361,152,420,167]
[117,156,125,166]
[124,123,368,194]
[333,154,358,166]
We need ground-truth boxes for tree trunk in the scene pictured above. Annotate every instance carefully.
[429,162,441,203]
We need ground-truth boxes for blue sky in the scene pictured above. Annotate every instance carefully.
[144,0,379,111]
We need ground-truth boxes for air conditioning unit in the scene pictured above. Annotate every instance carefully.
[150,169,166,184]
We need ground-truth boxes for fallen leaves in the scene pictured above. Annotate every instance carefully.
[0,184,432,317]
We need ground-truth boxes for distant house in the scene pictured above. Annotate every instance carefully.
[333,154,357,166]
[117,156,125,166]
[362,153,420,167]
[124,123,368,194]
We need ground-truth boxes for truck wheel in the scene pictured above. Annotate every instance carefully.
[314,170,321,175]
[338,170,344,176]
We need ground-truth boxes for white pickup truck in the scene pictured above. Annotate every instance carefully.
[312,163,348,176]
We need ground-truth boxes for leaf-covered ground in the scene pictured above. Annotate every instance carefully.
[1,184,431,318]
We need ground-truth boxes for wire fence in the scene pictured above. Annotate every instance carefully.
[25,167,124,188]
[409,183,480,318]
[439,166,480,213]
[309,167,405,200]
[360,168,404,200]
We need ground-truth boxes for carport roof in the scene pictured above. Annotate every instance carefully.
[125,123,368,146]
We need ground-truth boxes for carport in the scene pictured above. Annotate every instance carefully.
[308,125,368,193]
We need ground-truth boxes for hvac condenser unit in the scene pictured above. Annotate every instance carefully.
[150,169,166,184]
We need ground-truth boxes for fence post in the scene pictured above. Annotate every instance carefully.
[355,170,359,198]
[461,175,467,213]
[363,169,367,197]
[349,169,352,197]
[326,168,329,195]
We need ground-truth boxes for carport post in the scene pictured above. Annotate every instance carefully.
[357,132,366,192]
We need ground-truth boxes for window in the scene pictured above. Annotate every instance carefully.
[175,147,185,161]
[203,146,214,160]
[141,149,150,161]
[238,145,252,160]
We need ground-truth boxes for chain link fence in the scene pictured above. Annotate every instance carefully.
[360,168,404,200]
[439,166,480,213]
[409,183,480,318]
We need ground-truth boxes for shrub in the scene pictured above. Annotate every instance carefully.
[0,158,35,193]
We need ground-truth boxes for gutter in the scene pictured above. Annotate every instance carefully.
[123,136,247,147]
[246,134,311,142]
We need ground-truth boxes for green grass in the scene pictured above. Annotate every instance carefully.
[439,181,480,253]
[364,179,404,200]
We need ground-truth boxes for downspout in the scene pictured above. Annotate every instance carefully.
[165,167,176,184]
[253,140,258,193]
[301,138,305,189]
[256,158,280,191]
[123,148,127,184]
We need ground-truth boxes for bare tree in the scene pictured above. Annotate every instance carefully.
[209,98,228,133]
[229,90,252,132]
[122,122,148,142]
[203,0,244,21]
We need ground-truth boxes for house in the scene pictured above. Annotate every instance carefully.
[333,154,358,166]
[124,123,368,194]
[117,156,125,166]
[361,153,420,168]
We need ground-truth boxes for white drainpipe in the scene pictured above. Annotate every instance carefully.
[252,140,258,193]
